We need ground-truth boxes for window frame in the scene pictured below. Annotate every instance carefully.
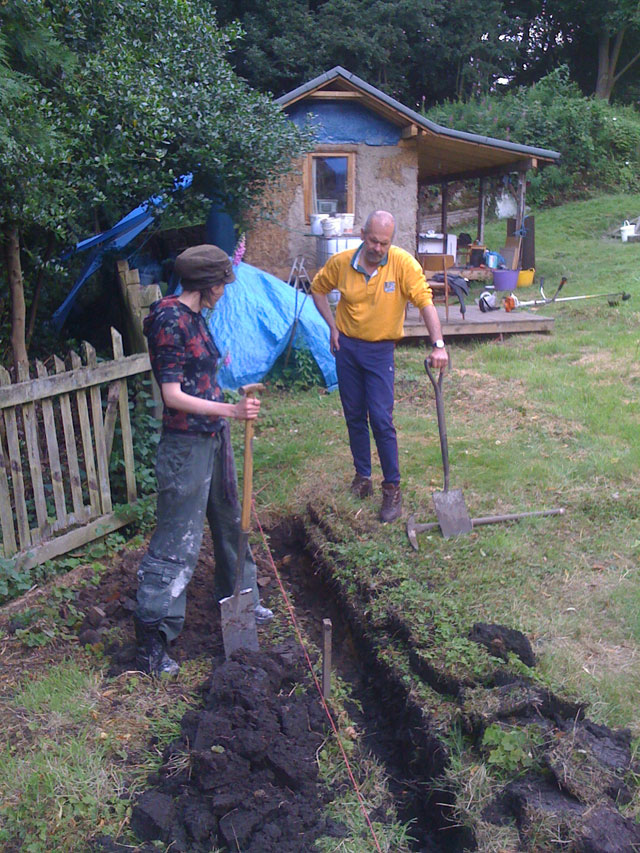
[304,151,355,223]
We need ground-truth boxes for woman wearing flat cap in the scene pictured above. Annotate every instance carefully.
[133,243,273,676]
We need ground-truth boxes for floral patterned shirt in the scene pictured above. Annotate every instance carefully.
[143,296,224,434]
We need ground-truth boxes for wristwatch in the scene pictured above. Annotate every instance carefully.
[431,339,446,349]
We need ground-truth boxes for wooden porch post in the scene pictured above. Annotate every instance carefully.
[441,182,449,253]
[477,178,486,244]
[515,170,527,234]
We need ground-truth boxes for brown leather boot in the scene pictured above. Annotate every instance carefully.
[350,473,373,498]
[379,482,402,523]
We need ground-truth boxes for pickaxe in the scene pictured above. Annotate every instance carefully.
[406,508,565,550]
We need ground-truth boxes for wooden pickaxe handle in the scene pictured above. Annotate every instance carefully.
[238,383,264,531]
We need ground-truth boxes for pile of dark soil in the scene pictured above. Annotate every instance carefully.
[93,641,344,853]
[77,535,353,852]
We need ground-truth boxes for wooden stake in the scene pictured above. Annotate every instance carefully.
[322,618,332,700]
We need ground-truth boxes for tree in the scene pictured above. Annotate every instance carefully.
[588,0,640,100]
[0,2,75,369]
[503,0,640,101]
[213,0,516,106]
[0,0,307,370]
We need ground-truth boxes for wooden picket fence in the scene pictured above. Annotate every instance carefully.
[0,328,151,570]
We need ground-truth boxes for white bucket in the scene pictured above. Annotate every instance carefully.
[322,216,342,237]
[310,213,329,235]
[337,213,354,233]
[621,220,636,242]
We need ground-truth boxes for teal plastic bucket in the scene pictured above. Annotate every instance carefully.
[493,269,520,291]
[486,251,500,269]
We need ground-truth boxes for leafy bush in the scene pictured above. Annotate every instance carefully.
[109,375,160,502]
[266,344,324,391]
[426,67,640,204]
[482,723,543,775]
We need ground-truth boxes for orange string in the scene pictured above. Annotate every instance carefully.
[252,502,384,853]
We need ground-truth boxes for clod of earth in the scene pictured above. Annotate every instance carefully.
[468,621,536,666]
[93,642,343,853]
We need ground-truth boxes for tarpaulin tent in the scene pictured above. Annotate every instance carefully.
[52,177,337,391]
[205,261,337,391]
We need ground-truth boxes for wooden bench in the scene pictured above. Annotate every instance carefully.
[416,253,456,321]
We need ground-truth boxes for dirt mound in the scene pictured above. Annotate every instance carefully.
[92,642,344,852]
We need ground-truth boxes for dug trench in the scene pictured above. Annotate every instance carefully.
[60,508,640,852]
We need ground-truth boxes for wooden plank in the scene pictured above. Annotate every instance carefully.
[116,260,130,304]
[0,396,17,557]
[501,235,522,270]
[0,366,31,550]
[138,283,162,308]
[54,355,87,521]
[36,360,67,528]
[103,380,121,461]
[125,267,141,286]
[83,342,112,514]
[511,239,522,271]
[17,362,47,541]
[111,328,137,502]
[70,350,101,517]
[0,351,150,409]
[13,504,141,571]
[307,90,363,99]
[127,283,141,310]
[403,303,554,338]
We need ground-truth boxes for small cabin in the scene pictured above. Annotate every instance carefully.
[244,66,559,281]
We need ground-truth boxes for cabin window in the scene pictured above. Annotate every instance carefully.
[305,153,354,221]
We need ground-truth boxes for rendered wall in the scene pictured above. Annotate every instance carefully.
[245,100,419,281]
[355,141,418,256]
[244,161,307,283]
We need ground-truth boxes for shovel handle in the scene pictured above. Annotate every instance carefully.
[239,383,264,531]
[424,358,450,492]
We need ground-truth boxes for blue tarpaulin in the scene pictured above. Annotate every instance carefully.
[205,261,337,391]
[52,175,193,329]
[52,177,337,391]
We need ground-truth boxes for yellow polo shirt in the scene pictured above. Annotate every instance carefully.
[311,244,433,341]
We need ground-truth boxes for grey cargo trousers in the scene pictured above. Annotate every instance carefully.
[135,430,258,643]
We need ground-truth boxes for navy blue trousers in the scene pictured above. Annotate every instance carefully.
[335,333,400,485]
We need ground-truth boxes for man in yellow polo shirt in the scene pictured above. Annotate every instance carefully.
[311,210,448,522]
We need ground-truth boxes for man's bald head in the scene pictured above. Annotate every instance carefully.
[363,210,396,237]
[360,210,396,271]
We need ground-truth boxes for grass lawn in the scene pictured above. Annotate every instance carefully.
[1,192,639,851]
[260,192,640,731]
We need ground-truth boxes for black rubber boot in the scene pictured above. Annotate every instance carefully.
[133,615,180,677]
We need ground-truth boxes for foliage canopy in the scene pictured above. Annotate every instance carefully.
[0,0,308,362]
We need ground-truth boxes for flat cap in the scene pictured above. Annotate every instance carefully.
[174,244,235,290]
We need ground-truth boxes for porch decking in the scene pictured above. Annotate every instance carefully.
[403,302,554,339]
